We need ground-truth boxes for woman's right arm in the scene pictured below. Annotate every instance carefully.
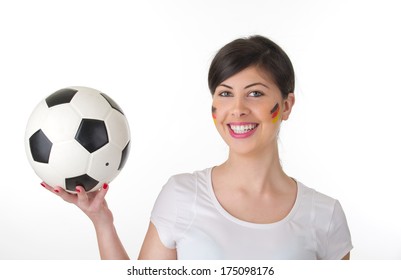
[42,182,129,259]
[93,219,130,260]
[138,222,177,259]
[41,182,176,260]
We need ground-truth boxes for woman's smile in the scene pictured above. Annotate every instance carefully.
[227,122,259,138]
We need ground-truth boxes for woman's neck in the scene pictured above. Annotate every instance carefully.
[216,144,292,194]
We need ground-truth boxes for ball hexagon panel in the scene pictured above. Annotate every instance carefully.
[50,140,90,180]
[105,109,130,150]
[100,92,124,115]
[70,87,112,119]
[75,119,109,153]
[25,101,49,139]
[30,161,66,190]
[88,143,124,183]
[42,105,81,143]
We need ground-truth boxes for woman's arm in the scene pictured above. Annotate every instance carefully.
[42,183,129,259]
[42,183,176,260]
[138,222,177,260]
[94,221,129,259]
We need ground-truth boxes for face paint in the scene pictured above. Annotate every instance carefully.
[270,103,280,123]
[212,106,217,124]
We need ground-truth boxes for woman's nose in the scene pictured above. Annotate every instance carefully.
[231,97,249,117]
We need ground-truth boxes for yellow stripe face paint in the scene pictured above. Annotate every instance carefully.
[270,103,280,123]
[212,106,217,124]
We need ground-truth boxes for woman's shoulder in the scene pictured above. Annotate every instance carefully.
[151,168,212,248]
[296,180,346,227]
[165,167,211,188]
[297,181,339,208]
[161,167,211,196]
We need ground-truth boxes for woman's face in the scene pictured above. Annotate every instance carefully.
[211,66,294,156]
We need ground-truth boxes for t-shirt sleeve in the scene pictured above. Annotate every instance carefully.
[150,173,197,250]
[324,200,353,259]
[150,177,178,249]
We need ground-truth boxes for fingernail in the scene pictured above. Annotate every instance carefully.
[54,189,60,193]
[103,183,108,190]
[75,187,81,193]
[40,182,46,188]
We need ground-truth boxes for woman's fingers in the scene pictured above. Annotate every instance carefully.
[75,185,89,206]
[40,182,53,192]
[40,182,110,212]
[92,183,109,207]
[54,186,78,204]
[40,182,113,224]
[41,182,75,203]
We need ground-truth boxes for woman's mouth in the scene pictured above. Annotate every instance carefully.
[227,123,258,138]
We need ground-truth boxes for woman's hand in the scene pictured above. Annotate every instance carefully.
[41,182,113,227]
[41,182,130,259]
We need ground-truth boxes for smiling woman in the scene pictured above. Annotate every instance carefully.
[146,35,353,260]
[44,35,353,260]
[140,36,352,259]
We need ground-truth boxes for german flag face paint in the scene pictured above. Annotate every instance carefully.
[212,106,217,124]
[270,103,280,123]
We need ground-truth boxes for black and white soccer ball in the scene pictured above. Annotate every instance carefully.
[25,86,131,193]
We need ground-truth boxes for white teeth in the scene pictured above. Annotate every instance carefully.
[229,124,257,134]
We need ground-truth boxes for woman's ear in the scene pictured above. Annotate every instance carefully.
[281,93,295,121]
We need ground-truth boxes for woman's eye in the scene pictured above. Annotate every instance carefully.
[219,91,232,97]
[249,91,263,97]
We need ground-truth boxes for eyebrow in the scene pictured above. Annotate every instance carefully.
[219,84,233,89]
[244,82,270,89]
[218,82,270,90]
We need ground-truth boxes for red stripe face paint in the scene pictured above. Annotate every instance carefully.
[270,103,280,123]
[212,106,217,124]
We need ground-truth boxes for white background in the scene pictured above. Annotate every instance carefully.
[0,0,400,260]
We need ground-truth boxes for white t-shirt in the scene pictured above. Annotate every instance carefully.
[151,168,353,260]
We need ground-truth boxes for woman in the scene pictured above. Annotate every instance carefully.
[42,35,353,260]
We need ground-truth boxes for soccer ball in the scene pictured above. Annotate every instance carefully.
[25,86,131,193]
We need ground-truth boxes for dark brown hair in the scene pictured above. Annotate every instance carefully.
[208,35,295,99]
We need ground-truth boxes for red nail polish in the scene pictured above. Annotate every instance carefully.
[103,183,108,190]
[54,189,60,193]
[40,182,46,188]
